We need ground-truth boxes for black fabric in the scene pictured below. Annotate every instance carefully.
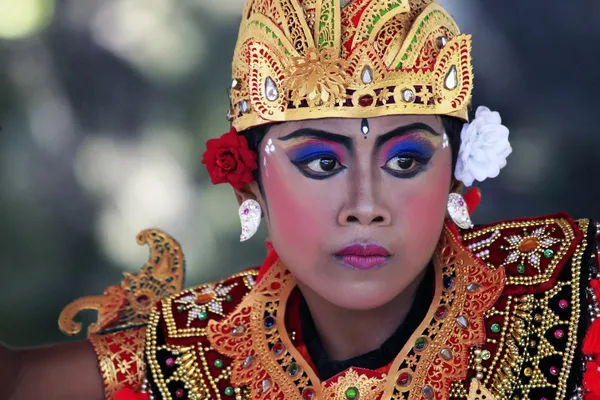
[299,264,435,380]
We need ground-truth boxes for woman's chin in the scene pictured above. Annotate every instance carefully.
[317,284,399,311]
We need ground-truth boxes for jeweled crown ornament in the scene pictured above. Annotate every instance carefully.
[229,0,473,132]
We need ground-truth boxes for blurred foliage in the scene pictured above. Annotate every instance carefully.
[0,0,599,346]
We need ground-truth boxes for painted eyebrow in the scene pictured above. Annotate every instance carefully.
[278,129,353,150]
[277,123,441,152]
[374,123,441,150]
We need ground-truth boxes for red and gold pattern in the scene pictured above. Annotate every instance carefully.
[89,327,148,398]
[456,215,589,399]
[59,229,186,336]
[230,0,473,132]
[59,229,187,398]
[63,214,597,399]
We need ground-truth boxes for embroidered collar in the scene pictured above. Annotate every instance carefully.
[207,222,506,399]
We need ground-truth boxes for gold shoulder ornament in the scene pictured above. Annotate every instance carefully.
[59,229,186,337]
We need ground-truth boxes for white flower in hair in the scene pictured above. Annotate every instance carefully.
[454,106,512,187]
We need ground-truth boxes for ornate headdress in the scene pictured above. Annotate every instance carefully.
[228,0,473,132]
[203,0,512,194]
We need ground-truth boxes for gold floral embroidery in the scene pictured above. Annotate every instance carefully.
[89,327,147,399]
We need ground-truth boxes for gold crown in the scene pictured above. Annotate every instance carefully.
[229,0,473,132]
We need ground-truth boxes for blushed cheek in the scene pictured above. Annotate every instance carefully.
[262,158,331,254]
[399,157,451,247]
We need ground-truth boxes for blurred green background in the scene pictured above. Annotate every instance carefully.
[0,0,599,346]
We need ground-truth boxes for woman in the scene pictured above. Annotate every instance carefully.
[2,0,599,399]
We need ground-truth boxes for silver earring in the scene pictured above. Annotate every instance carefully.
[239,199,261,242]
[447,193,473,229]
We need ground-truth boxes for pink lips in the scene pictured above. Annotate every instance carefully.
[334,243,391,270]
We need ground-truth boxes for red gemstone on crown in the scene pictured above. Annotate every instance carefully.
[359,95,374,107]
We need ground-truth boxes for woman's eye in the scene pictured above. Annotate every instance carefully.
[304,157,343,174]
[384,156,418,172]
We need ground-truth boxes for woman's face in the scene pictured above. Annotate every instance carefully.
[254,115,453,310]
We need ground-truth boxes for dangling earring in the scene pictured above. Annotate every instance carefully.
[239,199,262,242]
[447,193,474,229]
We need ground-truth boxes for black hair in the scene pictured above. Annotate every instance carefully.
[242,116,464,189]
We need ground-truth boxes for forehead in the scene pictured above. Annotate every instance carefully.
[267,115,445,138]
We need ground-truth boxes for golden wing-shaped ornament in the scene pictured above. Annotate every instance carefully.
[59,229,186,337]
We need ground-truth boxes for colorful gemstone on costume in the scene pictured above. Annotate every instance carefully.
[467,283,480,292]
[232,325,246,336]
[550,366,559,376]
[231,78,241,90]
[414,337,428,351]
[302,388,316,400]
[261,379,272,393]
[456,315,469,329]
[443,277,454,290]
[554,329,564,339]
[177,305,185,313]
[517,264,526,274]
[397,372,411,386]
[240,100,250,113]
[524,367,533,377]
[225,294,233,303]
[243,355,254,368]
[519,237,539,253]
[265,76,279,102]
[166,357,175,367]
[436,36,449,49]
[264,316,276,329]
[359,95,374,107]
[272,342,285,356]
[224,386,235,396]
[402,89,415,103]
[175,388,185,398]
[287,362,300,377]
[559,300,569,309]
[440,348,453,361]
[422,385,434,399]
[444,65,458,90]
[435,306,447,320]
[491,323,501,333]
[345,387,358,400]
[198,311,208,321]
[544,249,555,258]
[361,66,373,84]
[481,350,491,360]
[214,359,224,368]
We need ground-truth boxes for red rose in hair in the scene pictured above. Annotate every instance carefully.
[202,127,258,190]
